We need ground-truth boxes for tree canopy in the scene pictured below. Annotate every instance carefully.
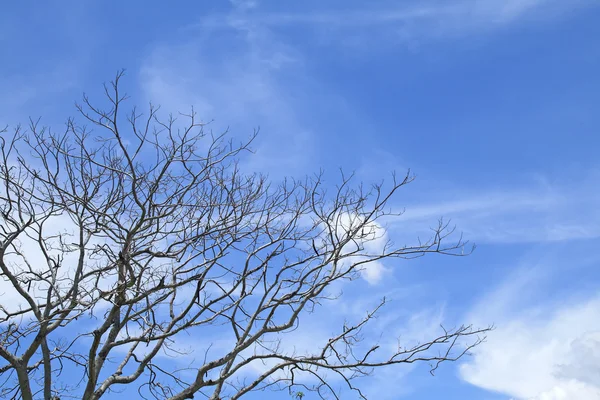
[0,73,490,400]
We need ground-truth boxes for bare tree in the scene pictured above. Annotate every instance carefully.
[0,72,490,400]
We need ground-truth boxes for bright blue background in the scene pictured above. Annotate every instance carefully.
[2,1,599,399]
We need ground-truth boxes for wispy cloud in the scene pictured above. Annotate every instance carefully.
[460,248,600,399]
[140,0,597,180]
[0,64,80,126]
[199,0,595,46]
[139,15,322,177]
[0,2,93,126]
[388,171,600,244]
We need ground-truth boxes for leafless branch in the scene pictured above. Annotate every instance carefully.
[0,73,490,400]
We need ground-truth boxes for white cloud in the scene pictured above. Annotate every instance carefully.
[530,381,600,400]
[460,265,600,399]
[327,212,391,285]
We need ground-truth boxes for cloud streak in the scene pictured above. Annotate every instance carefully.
[139,9,323,177]
[200,0,595,45]
[388,171,600,244]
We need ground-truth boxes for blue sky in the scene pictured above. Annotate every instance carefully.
[2,0,600,399]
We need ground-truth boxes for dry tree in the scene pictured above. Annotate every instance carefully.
[0,72,490,400]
